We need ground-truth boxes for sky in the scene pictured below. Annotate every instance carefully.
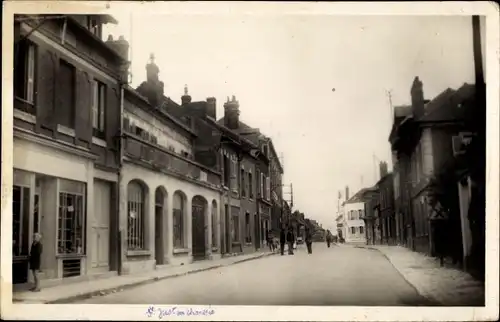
[104,14,477,231]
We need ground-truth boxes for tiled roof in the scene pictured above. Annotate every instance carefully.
[419,83,474,123]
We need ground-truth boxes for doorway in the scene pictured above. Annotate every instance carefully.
[254,213,260,249]
[155,188,165,265]
[192,196,207,260]
[225,204,230,253]
[12,185,31,284]
[91,180,111,272]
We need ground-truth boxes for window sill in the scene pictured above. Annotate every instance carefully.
[57,124,76,137]
[14,108,36,124]
[126,250,151,257]
[92,136,107,147]
[56,253,86,258]
[173,248,189,254]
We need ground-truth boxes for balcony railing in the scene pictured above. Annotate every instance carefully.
[123,134,221,187]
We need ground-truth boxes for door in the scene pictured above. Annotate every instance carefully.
[254,213,260,249]
[91,180,110,270]
[225,205,230,253]
[191,200,206,260]
[154,189,165,265]
[12,185,31,284]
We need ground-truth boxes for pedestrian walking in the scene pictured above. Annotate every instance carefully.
[29,233,43,292]
[287,227,295,255]
[326,230,333,248]
[305,226,313,254]
[267,229,275,252]
[280,226,286,256]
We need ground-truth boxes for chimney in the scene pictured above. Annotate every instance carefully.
[411,76,425,119]
[345,186,350,201]
[181,84,192,106]
[379,161,388,178]
[106,35,130,61]
[206,97,216,119]
[224,95,240,129]
[143,53,164,107]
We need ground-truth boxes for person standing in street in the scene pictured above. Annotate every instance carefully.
[287,227,295,255]
[267,229,275,252]
[280,226,286,256]
[326,230,333,248]
[29,233,43,292]
[305,226,313,254]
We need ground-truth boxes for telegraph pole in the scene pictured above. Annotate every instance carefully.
[386,89,394,170]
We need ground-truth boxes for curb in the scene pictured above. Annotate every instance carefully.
[357,246,442,306]
[44,252,274,304]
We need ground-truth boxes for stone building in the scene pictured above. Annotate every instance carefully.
[12,14,127,287]
[375,162,396,245]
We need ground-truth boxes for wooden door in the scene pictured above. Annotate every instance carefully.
[91,180,110,270]
[192,201,206,260]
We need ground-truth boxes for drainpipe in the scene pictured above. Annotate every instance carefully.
[117,81,125,275]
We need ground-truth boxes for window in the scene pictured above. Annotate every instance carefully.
[12,186,30,257]
[58,183,85,255]
[266,176,271,200]
[58,60,76,128]
[173,192,185,248]
[263,145,268,157]
[260,173,265,198]
[92,80,106,138]
[231,214,239,242]
[211,202,217,248]
[230,159,237,190]
[241,168,246,197]
[248,172,253,199]
[127,181,145,250]
[358,210,363,219]
[245,213,251,243]
[87,16,102,38]
[360,226,364,234]
[351,227,356,234]
[14,40,36,111]
[223,155,230,187]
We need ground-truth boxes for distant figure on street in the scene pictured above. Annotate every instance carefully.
[29,233,43,292]
[305,226,313,254]
[280,226,286,256]
[267,229,276,252]
[286,227,295,255]
[326,230,333,248]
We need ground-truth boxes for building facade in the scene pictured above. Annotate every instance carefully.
[12,14,127,286]
[361,187,379,245]
[376,162,397,245]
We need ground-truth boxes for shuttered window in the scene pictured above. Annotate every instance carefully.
[58,60,76,128]
[14,40,37,112]
[266,176,270,200]
[91,80,106,138]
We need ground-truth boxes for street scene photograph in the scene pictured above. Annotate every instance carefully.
[2,1,497,321]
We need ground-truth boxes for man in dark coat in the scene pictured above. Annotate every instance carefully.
[286,227,295,255]
[29,233,43,292]
[305,226,313,254]
[279,226,287,255]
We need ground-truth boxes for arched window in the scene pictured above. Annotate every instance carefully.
[127,181,146,250]
[173,192,185,249]
[211,201,217,248]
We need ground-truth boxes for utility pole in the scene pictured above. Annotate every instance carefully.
[386,89,394,170]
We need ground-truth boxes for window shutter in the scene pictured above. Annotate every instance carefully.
[36,48,56,129]
[260,173,264,197]
[91,80,98,129]
[266,176,270,200]
[75,69,92,142]
[98,84,105,131]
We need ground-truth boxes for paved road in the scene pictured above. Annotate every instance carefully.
[77,243,436,306]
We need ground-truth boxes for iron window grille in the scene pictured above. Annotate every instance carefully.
[127,182,145,250]
[58,192,85,255]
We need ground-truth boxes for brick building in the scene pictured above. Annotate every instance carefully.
[12,14,127,286]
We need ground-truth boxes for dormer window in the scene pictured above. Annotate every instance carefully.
[87,16,101,38]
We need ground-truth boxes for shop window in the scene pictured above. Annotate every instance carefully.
[58,191,85,255]
[14,39,37,113]
[173,192,185,249]
[127,180,146,250]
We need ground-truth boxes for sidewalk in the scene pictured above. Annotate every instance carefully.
[360,245,485,306]
[12,251,276,304]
